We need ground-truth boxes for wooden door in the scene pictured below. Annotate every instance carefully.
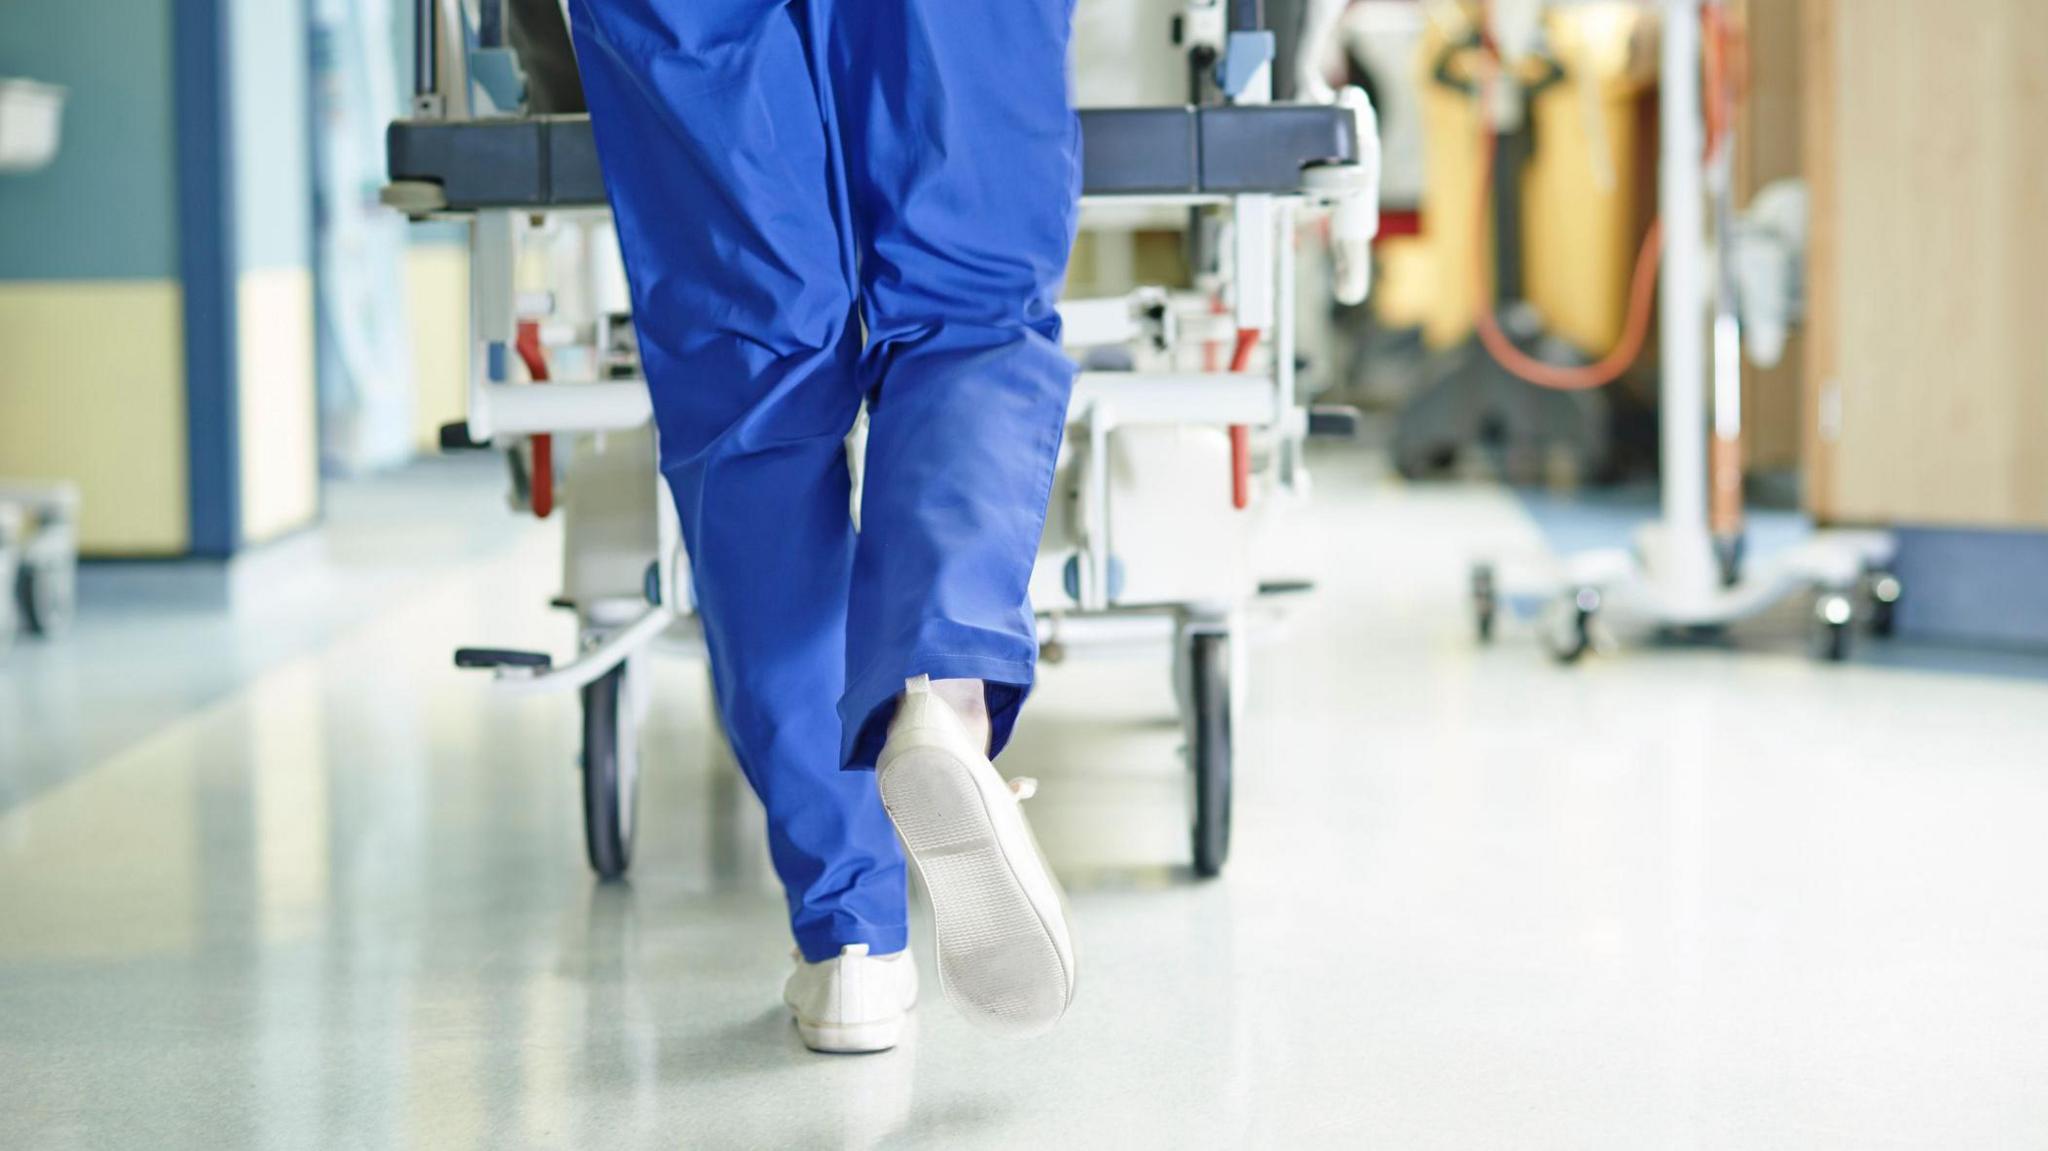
[1803,0,2048,527]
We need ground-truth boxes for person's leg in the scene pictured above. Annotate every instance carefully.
[568,0,907,963]
[824,0,1084,1035]
[825,0,1084,771]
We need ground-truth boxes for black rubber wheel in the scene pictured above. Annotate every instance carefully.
[18,557,75,638]
[1471,564,1498,645]
[1543,591,1595,665]
[1815,620,1850,662]
[1550,612,1590,664]
[1867,570,1901,638]
[1812,594,1854,662]
[1190,631,1233,879]
[581,664,639,880]
[1713,534,1746,588]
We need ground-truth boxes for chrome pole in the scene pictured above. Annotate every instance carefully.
[413,0,443,117]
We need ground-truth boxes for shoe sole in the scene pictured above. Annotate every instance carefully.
[878,743,1074,1036]
[794,1015,904,1054]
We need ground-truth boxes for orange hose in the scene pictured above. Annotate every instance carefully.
[1702,1,1746,542]
[1461,0,1661,393]
[1227,328,1259,510]
[1703,3,1728,158]
[1467,3,1742,394]
[1471,96,1665,392]
[1701,2,1748,161]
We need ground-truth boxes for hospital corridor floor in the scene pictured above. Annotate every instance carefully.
[4,448,2047,1149]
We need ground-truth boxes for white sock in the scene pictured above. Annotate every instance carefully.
[928,677,992,756]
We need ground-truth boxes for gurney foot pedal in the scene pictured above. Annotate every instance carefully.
[439,421,488,452]
[1307,405,1363,440]
[455,647,554,671]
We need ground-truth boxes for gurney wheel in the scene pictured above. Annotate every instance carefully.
[18,555,75,638]
[581,663,641,880]
[1189,630,1232,879]
[1470,564,1498,644]
[1543,587,1598,665]
[1866,568,1901,638]
[1812,593,1855,663]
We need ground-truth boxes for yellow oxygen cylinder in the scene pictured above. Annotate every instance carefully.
[1408,2,1651,355]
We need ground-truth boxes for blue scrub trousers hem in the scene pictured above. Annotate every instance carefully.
[793,918,911,965]
[839,651,1037,773]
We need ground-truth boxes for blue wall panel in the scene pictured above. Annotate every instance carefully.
[174,0,241,557]
[1893,528,2048,651]
[0,1,179,282]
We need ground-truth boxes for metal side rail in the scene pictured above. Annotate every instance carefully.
[385,105,1362,214]
[1071,372,1277,427]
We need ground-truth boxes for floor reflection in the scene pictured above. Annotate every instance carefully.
[8,453,2048,1146]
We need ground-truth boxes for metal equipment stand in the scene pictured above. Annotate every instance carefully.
[1475,0,1897,664]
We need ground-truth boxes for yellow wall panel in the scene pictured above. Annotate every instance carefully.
[406,245,471,454]
[0,281,189,555]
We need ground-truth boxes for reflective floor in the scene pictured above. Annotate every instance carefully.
[5,450,2048,1148]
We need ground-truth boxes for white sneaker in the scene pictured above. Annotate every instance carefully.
[783,943,920,1054]
[876,676,1077,1036]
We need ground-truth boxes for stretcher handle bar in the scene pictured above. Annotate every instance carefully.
[473,379,653,438]
[410,196,1243,218]
[1060,296,1150,348]
[414,0,438,100]
[1079,193,1234,209]
[1070,372,1277,427]
[487,605,678,696]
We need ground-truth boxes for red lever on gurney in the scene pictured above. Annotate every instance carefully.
[1227,328,1259,510]
[514,321,555,519]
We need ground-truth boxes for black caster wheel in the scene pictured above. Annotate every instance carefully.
[1866,569,1902,638]
[18,557,75,638]
[1657,623,1728,647]
[1188,630,1233,880]
[580,662,642,880]
[1713,534,1746,588]
[1543,587,1598,665]
[1812,593,1855,662]
[1471,563,1498,645]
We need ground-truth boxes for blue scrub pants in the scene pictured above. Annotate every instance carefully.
[568,0,1081,961]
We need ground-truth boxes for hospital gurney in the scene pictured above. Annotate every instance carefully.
[387,0,1380,879]
[0,482,80,657]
